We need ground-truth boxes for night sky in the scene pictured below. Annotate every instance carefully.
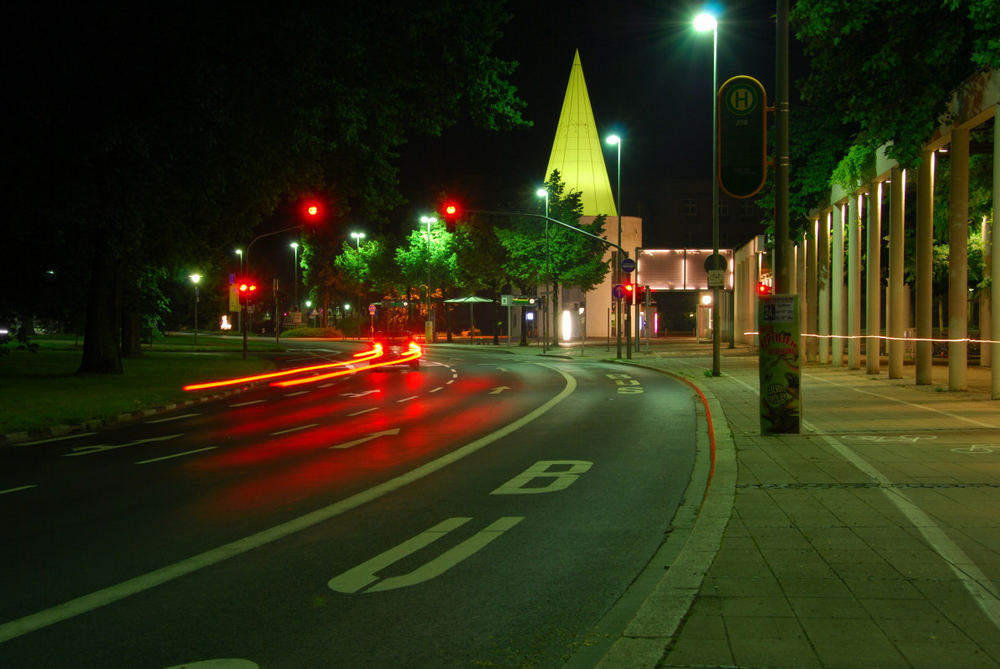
[397,0,787,247]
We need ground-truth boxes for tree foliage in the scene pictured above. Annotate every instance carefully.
[3,1,527,372]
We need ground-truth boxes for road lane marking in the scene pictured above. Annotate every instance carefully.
[283,391,310,398]
[489,386,511,395]
[62,434,183,457]
[330,429,400,450]
[17,433,96,446]
[136,447,217,464]
[269,424,319,436]
[430,387,443,393]
[396,396,418,403]
[341,390,379,398]
[0,363,575,644]
[348,407,378,417]
[328,516,524,594]
[229,400,267,408]
[146,413,200,424]
[0,485,37,496]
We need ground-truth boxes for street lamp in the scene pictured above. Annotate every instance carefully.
[350,231,366,336]
[289,241,299,312]
[419,216,437,342]
[536,188,550,351]
[694,10,721,377]
[235,248,243,274]
[189,273,202,346]
[606,133,624,359]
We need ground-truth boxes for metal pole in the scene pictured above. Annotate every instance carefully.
[711,22,721,376]
[774,0,792,294]
[616,142,623,359]
[193,285,199,346]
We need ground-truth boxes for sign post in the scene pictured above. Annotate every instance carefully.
[758,294,801,434]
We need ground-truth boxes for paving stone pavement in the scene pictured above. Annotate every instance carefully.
[598,340,1000,668]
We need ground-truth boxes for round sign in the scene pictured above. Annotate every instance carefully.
[704,253,728,272]
[368,304,376,315]
[621,258,636,273]
[612,284,626,300]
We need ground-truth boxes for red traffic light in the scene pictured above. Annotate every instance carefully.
[238,282,258,305]
[441,201,460,225]
[756,281,772,296]
[302,200,324,221]
[624,282,634,304]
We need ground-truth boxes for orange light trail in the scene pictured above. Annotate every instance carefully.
[272,343,422,388]
[182,348,382,391]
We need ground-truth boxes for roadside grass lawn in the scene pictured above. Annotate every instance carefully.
[1,335,275,435]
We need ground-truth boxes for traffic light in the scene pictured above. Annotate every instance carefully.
[238,282,258,305]
[441,201,460,229]
[302,200,324,222]
[756,281,772,296]
[624,282,634,305]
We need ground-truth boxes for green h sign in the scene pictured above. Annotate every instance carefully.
[717,75,767,199]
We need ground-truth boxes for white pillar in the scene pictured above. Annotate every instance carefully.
[916,150,935,385]
[848,194,862,369]
[992,104,1000,399]
[866,183,882,375]
[818,211,830,364]
[888,167,906,379]
[831,203,845,366]
[949,128,969,391]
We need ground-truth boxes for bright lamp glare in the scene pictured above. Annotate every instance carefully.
[536,188,547,197]
[605,134,620,145]
[694,12,717,32]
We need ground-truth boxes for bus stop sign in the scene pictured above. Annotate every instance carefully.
[717,75,767,199]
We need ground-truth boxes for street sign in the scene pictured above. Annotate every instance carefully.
[708,269,726,288]
[612,284,626,300]
[621,257,636,274]
[511,296,536,306]
[717,75,768,199]
[368,304,376,315]
[704,253,728,273]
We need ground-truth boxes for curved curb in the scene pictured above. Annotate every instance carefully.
[593,364,737,668]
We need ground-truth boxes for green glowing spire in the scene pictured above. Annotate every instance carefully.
[544,50,617,217]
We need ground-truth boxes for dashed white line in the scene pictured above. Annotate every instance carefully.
[18,433,95,446]
[283,391,310,398]
[348,408,378,416]
[229,399,267,408]
[146,413,200,424]
[396,396,418,403]
[136,447,217,464]
[430,387,443,393]
[269,423,319,436]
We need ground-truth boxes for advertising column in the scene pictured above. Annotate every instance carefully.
[758,294,801,434]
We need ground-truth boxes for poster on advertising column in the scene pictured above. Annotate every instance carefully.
[758,294,801,434]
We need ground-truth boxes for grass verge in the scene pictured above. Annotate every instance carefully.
[1,335,276,435]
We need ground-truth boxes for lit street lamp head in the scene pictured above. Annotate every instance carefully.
[189,273,201,284]
[694,12,717,32]
[605,134,620,146]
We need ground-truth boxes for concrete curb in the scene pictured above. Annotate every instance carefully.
[593,366,737,667]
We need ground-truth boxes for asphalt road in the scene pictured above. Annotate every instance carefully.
[0,344,700,668]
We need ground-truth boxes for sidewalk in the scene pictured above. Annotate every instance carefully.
[583,339,1000,668]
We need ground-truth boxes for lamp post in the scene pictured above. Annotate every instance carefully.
[189,273,201,346]
[289,241,299,313]
[606,134,624,359]
[419,216,436,342]
[694,10,721,376]
[536,188,550,351]
[350,231,366,337]
[234,249,243,332]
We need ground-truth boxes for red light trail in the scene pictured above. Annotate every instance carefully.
[182,348,383,391]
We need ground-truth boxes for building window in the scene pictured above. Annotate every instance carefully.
[682,199,697,216]
[719,204,729,218]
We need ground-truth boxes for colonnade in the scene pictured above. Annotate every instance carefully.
[735,70,999,398]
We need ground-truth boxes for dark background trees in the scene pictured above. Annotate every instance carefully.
[3,1,526,372]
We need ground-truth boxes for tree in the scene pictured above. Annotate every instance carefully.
[453,215,515,343]
[394,225,458,332]
[792,0,1000,168]
[4,2,527,373]
[497,171,608,346]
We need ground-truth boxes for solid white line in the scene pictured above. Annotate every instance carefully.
[269,423,319,436]
[0,485,37,496]
[145,413,200,424]
[17,433,95,446]
[229,400,267,408]
[0,363,576,644]
[348,408,378,417]
[136,447,217,464]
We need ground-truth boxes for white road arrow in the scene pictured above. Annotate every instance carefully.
[489,386,511,395]
[340,390,380,398]
[330,428,401,450]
